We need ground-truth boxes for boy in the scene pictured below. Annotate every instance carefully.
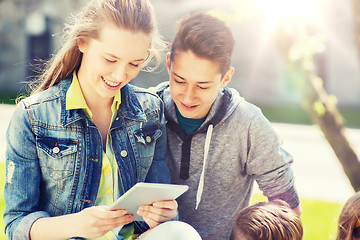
[153,12,301,239]
[230,200,303,240]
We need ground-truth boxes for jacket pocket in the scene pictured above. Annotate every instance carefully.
[133,125,162,146]
[37,137,77,180]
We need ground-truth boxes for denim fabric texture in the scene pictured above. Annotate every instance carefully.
[3,78,170,240]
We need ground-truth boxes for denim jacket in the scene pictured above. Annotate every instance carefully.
[3,78,170,240]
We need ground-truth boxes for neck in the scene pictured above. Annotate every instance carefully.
[77,68,113,112]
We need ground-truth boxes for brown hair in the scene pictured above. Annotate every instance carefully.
[230,200,303,240]
[336,192,360,240]
[31,0,164,94]
[170,12,235,76]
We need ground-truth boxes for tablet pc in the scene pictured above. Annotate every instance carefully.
[108,182,189,221]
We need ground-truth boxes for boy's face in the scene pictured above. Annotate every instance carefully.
[167,50,233,119]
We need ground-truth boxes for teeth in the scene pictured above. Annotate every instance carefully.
[103,77,120,87]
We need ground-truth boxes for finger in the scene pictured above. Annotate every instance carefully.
[90,207,131,224]
[141,216,159,229]
[152,200,178,210]
[106,209,129,218]
[137,206,176,223]
[94,207,128,220]
[139,202,177,218]
[97,214,135,232]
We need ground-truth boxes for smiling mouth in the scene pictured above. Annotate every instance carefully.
[181,102,198,109]
[102,76,121,88]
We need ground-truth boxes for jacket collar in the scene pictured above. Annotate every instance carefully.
[59,78,146,127]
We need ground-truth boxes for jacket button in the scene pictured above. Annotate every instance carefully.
[52,147,60,154]
[121,150,127,157]
[146,136,152,143]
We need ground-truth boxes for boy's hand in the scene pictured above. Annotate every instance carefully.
[137,200,178,228]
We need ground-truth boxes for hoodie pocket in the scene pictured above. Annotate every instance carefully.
[37,137,77,180]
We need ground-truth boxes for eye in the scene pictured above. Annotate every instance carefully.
[105,58,116,63]
[129,62,140,67]
[198,85,209,90]
[174,78,185,84]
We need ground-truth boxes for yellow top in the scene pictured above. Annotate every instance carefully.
[66,72,137,240]
[355,218,360,228]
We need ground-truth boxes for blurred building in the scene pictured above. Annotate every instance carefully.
[0,0,359,108]
[0,0,88,93]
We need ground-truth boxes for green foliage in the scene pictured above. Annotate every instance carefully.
[260,105,360,128]
[313,100,326,116]
[0,93,17,105]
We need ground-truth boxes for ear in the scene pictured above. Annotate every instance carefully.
[77,38,88,53]
[220,67,234,88]
[166,52,171,75]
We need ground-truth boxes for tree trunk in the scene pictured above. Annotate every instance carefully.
[275,21,360,191]
[304,75,360,191]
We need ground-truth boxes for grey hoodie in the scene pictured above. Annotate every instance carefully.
[153,82,299,240]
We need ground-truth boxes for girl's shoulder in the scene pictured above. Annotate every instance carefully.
[126,84,163,108]
[20,84,61,109]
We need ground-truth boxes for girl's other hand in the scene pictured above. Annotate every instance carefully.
[137,200,178,228]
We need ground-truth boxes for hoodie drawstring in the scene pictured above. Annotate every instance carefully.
[195,124,213,210]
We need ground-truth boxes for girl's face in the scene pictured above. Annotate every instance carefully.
[77,23,151,105]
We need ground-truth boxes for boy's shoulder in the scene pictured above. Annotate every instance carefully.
[222,87,263,117]
[147,81,169,99]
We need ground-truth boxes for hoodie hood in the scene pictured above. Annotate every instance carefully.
[155,82,244,128]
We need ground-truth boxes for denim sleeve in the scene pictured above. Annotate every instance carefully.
[3,103,47,240]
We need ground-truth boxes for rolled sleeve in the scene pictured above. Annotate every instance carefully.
[10,211,50,240]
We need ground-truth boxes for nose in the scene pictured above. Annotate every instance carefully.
[112,64,127,82]
[182,85,195,104]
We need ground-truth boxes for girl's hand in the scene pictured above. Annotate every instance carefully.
[30,206,134,240]
[137,200,178,228]
[75,206,134,238]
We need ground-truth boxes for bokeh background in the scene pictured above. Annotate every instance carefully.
[1,0,360,239]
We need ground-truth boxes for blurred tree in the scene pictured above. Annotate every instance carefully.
[275,20,360,191]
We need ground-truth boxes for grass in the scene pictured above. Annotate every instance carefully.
[0,163,345,240]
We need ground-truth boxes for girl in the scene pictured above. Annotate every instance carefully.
[4,0,177,239]
[337,192,360,240]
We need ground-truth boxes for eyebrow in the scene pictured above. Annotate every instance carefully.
[172,71,212,84]
[105,52,145,62]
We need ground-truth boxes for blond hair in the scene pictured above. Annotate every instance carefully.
[31,0,164,94]
[336,192,360,240]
